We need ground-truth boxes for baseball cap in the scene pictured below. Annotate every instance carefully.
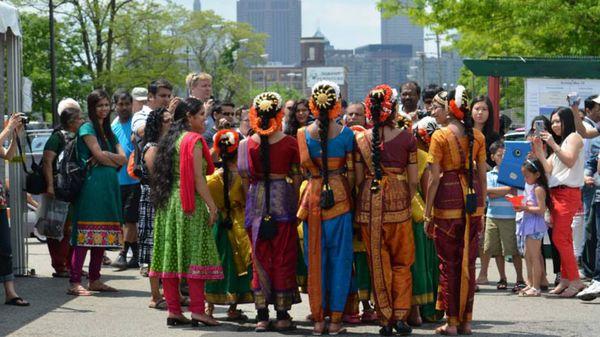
[131,87,148,101]
[593,95,600,105]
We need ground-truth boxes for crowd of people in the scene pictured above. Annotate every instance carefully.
[2,71,600,336]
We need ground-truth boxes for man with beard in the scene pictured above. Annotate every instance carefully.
[400,81,426,123]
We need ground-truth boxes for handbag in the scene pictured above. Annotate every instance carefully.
[17,130,47,195]
[35,194,69,240]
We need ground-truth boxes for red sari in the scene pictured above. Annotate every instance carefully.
[427,128,486,326]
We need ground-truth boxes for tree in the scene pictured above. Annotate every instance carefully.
[235,83,304,107]
[20,12,91,119]
[180,10,267,102]
[378,0,600,111]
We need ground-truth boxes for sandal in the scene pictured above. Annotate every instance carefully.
[274,319,296,331]
[148,298,167,310]
[227,309,248,321]
[496,279,508,290]
[67,285,92,296]
[88,282,117,292]
[512,281,527,293]
[435,325,458,336]
[312,321,326,336]
[559,285,584,298]
[518,288,541,297]
[328,323,347,335]
[4,297,30,306]
[52,271,70,278]
[255,320,270,333]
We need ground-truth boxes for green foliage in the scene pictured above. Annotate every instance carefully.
[235,83,304,107]
[20,12,92,118]
[378,0,600,111]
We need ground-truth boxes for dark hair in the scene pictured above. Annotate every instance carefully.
[550,107,577,144]
[284,99,309,137]
[522,159,553,212]
[368,89,398,192]
[448,88,475,201]
[216,133,238,229]
[401,81,421,97]
[422,84,443,101]
[585,95,599,112]
[87,89,116,149]
[470,95,495,136]
[142,108,167,147]
[210,100,223,119]
[59,107,81,129]
[222,102,235,109]
[151,98,204,208]
[148,78,173,96]
[489,140,504,156]
[529,115,552,135]
[112,89,132,104]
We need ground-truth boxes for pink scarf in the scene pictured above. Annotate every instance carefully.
[180,132,215,215]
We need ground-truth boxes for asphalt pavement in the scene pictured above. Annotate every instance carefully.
[1,240,599,337]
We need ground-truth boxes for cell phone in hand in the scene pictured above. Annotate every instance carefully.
[534,120,545,137]
[567,92,581,106]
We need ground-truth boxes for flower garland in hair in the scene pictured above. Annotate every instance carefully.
[309,80,342,120]
[396,112,412,131]
[414,116,439,145]
[448,85,468,121]
[213,129,240,155]
[365,84,396,123]
[249,92,284,136]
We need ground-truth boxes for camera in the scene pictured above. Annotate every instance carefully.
[21,115,29,125]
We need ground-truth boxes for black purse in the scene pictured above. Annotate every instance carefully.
[17,131,47,195]
[451,132,478,215]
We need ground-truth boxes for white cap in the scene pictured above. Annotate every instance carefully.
[57,98,81,116]
[592,96,600,105]
[131,87,148,101]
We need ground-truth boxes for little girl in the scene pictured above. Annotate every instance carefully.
[510,159,551,297]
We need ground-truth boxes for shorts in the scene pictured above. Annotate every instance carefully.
[526,231,545,240]
[120,184,141,224]
[484,217,519,257]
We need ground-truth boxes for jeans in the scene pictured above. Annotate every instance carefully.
[594,203,600,281]
[582,186,597,277]
[0,209,14,283]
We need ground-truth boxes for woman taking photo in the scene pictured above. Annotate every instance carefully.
[69,89,127,296]
[0,113,28,306]
[424,86,487,335]
[355,85,416,336]
[298,81,354,335]
[205,129,253,320]
[149,98,222,326]
[137,108,171,309]
[533,107,585,297]
[42,106,84,278]
[238,92,301,332]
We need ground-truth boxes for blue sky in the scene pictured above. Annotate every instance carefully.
[174,0,405,51]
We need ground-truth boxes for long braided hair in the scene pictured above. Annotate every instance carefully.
[309,81,343,209]
[448,85,477,214]
[213,129,240,229]
[364,84,398,193]
[249,92,284,239]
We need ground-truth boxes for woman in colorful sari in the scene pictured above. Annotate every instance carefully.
[150,97,223,327]
[409,115,443,325]
[205,129,253,320]
[424,86,487,335]
[69,89,127,296]
[297,81,355,335]
[355,85,417,336]
[239,92,302,332]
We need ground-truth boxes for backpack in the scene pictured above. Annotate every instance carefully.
[54,132,88,202]
[127,137,143,179]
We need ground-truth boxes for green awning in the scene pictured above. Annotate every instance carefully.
[463,57,600,78]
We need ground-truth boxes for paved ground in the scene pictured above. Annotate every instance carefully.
[1,240,600,337]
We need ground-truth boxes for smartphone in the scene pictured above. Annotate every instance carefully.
[567,92,581,106]
[534,120,545,137]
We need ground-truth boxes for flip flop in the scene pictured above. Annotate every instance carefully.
[149,298,167,310]
[496,279,508,290]
[67,285,92,296]
[52,271,70,278]
[4,297,30,306]
[559,285,584,298]
[88,282,117,292]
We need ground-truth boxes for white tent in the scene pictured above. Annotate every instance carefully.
[1,1,28,276]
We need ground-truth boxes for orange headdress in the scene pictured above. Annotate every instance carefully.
[212,129,240,156]
[365,84,398,123]
[309,81,342,120]
[249,92,284,136]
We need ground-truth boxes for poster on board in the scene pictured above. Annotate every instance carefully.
[525,78,600,131]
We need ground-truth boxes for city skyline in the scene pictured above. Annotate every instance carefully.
[173,0,443,55]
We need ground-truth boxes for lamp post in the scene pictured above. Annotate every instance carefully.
[49,0,57,127]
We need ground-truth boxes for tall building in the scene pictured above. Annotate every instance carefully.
[381,6,424,56]
[193,0,201,11]
[237,0,301,65]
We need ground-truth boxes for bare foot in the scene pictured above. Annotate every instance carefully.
[436,323,458,335]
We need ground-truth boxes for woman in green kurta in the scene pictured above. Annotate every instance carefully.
[69,89,127,296]
[149,97,222,327]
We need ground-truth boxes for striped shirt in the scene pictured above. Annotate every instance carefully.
[486,168,516,219]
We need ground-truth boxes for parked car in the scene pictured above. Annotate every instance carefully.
[504,130,525,141]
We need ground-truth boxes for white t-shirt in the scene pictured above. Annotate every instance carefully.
[131,105,152,136]
[548,134,584,188]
